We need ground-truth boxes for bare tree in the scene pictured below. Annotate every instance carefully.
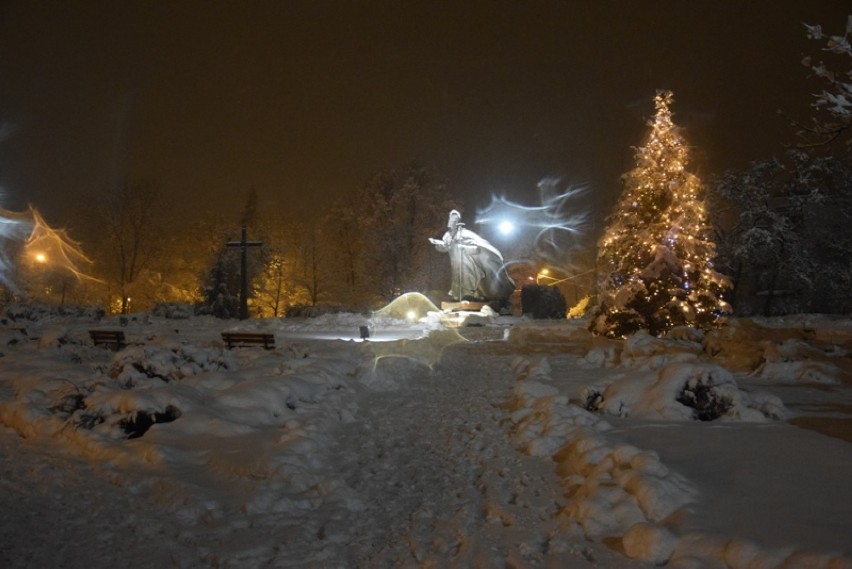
[291,223,328,307]
[358,164,456,301]
[96,181,165,313]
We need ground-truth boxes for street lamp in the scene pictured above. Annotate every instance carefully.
[537,267,584,286]
[536,268,553,285]
[497,220,515,236]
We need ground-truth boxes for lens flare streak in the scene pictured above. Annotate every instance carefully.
[0,206,99,294]
[476,178,590,272]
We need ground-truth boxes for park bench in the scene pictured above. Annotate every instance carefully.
[221,331,275,350]
[89,329,127,350]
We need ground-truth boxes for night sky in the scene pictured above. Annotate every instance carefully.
[0,1,848,226]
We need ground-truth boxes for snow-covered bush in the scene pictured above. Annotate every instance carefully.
[118,405,182,438]
[108,343,236,387]
[619,330,704,370]
[521,284,567,319]
[151,302,194,319]
[580,362,785,422]
[285,304,356,318]
[701,318,851,383]
[2,302,105,322]
[676,373,734,421]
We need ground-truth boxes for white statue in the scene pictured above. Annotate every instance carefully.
[429,210,515,302]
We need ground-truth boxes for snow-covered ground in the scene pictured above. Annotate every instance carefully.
[1,298,850,568]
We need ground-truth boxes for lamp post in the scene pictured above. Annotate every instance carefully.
[536,267,596,306]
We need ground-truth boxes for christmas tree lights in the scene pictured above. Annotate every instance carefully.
[590,91,731,338]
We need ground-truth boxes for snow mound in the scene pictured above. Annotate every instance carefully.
[622,522,678,564]
[703,319,852,384]
[108,343,237,387]
[752,338,852,384]
[275,311,381,333]
[0,326,28,348]
[507,355,848,568]
[620,331,704,369]
[580,321,852,385]
[583,330,704,370]
[507,320,595,349]
[580,362,785,422]
[372,292,440,322]
[509,356,697,540]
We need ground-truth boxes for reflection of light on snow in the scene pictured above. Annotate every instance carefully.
[368,293,467,368]
[275,293,468,379]
[368,329,466,370]
[277,329,426,342]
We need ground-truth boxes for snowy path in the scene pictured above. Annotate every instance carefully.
[0,333,646,569]
[326,343,645,568]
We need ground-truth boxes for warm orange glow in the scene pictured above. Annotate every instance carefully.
[23,207,100,282]
[591,90,731,338]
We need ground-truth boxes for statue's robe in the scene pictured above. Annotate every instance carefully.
[432,226,514,302]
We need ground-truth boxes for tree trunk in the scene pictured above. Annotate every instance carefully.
[763,268,779,317]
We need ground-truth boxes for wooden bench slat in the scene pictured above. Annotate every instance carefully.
[89,330,127,349]
[221,331,275,349]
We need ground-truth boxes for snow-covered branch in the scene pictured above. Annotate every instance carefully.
[798,16,852,147]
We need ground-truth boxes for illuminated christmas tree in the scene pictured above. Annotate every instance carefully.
[590,90,731,338]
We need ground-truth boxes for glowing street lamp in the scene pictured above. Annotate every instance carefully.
[536,268,551,284]
[498,220,515,236]
[537,267,574,286]
[537,266,596,287]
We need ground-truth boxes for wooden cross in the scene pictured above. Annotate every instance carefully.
[226,226,263,319]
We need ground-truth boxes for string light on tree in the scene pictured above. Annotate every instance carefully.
[590,90,731,338]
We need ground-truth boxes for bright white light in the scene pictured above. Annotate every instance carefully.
[498,220,515,235]
[406,310,417,321]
